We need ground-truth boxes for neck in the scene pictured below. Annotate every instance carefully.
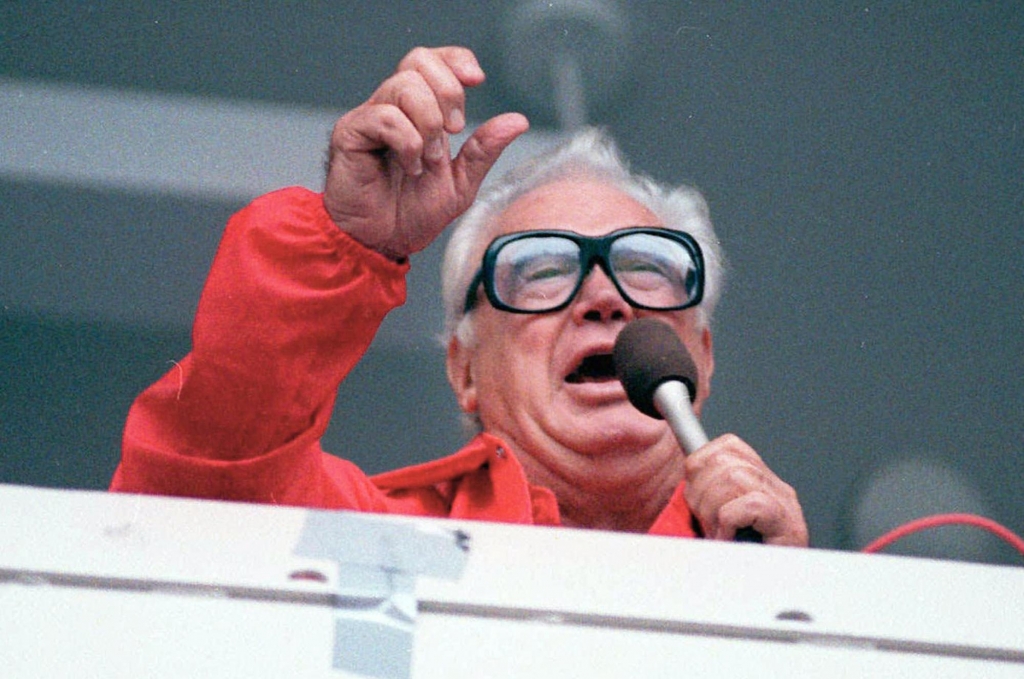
[557,490,674,533]
[507,433,687,533]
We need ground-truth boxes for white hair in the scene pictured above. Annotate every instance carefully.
[441,126,726,350]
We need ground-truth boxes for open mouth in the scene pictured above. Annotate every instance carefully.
[565,353,618,384]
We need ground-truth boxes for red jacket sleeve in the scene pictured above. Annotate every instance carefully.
[112,187,407,509]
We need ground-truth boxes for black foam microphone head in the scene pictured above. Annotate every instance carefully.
[613,318,699,419]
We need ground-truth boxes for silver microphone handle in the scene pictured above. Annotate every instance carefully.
[652,380,708,456]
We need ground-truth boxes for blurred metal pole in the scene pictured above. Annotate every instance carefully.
[552,53,588,130]
[502,0,631,131]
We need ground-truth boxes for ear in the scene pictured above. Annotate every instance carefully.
[446,336,478,414]
[692,327,715,416]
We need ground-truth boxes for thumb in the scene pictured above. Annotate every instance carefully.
[452,113,530,203]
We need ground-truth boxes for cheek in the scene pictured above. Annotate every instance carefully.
[472,315,559,389]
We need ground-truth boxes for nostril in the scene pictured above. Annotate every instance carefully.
[573,270,633,323]
[582,308,627,323]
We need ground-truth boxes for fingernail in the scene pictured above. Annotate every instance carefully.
[449,108,465,132]
[466,61,485,80]
[426,136,445,162]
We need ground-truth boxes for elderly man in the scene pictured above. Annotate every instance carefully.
[112,47,807,546]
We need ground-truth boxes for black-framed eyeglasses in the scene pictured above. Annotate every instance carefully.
[463,227,705,314]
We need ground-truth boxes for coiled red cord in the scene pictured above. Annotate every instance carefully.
[861,513,1024,561]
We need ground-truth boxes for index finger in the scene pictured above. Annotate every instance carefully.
[395,46,485,133]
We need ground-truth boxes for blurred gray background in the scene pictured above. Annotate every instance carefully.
[2,2,1021,565]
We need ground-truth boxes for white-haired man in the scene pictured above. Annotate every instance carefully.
[113,47,807,546]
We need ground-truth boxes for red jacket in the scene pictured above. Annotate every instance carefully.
[111,187,697,538]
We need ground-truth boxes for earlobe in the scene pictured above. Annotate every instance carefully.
[446,337,478,414]
[701,327,715,385]
[694,327,715,413]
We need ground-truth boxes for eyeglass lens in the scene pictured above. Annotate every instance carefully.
[491,233,699,312]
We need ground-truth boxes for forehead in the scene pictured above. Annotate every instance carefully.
[493,177,663,237]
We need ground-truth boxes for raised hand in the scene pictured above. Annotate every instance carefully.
[323,46,530,260]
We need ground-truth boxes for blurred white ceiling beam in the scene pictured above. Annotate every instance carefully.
[1,77,562,201]
[0,77,563,338]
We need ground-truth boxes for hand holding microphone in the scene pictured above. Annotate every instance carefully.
[614,318,799,544]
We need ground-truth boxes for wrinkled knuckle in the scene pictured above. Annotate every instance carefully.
[722,465,758,491]
[330,114,353,144]
[434,77,465,105]
[329,113,372,153]
[749,491,777,515]
[727,491,765,516]
[391,69,428,96]
[398,45,432,68]
[683,454,704,478]
[719,432,744,448]
[374,106,406,133]
[334,104,371,130]
[698,445,730,470]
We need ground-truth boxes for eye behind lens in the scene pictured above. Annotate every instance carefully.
[493,236,581,311]
[610,236,698,309]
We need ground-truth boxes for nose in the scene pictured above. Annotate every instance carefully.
[571,266,634,324]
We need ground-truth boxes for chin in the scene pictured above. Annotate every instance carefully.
[561,412,667,455]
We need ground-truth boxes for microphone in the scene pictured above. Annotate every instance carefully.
[613,318,763,543]
[613,318,707,452]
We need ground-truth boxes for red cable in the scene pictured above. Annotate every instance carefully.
[861,513,1024,560]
